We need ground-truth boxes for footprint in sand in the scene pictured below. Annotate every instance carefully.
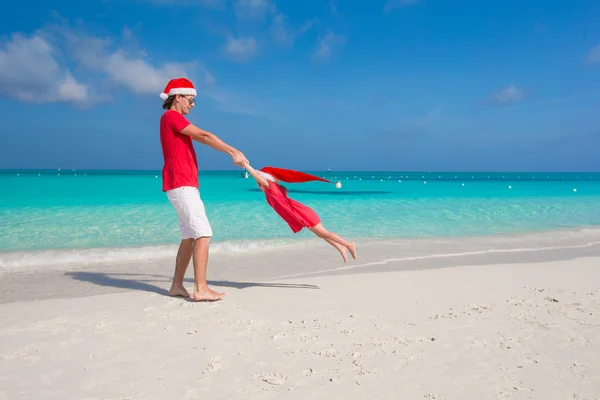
[315,348,338,357]
[271,332,287,340]
[299,333,318,342]
[206,356,226,371]
[259,373,288,385]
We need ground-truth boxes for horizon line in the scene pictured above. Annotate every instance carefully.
[2,168,600,174]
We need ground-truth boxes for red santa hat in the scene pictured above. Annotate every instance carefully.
[160,78,197,100]
[259,166,342,188]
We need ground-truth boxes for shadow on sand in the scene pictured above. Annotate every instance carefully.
[65,271,319,297]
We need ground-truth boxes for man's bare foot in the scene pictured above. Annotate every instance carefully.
[169,284,190,297]
[191,290,225,302]
[190,286,226,302]
[347,242,357,259]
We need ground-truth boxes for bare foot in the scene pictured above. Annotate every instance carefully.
[347,242,357,259]
[336,245,348,263]
[339,248,348,263]
[330,242,348,263]
[169,284,190,297]
[325,239,348,263]
[190,287,226,302]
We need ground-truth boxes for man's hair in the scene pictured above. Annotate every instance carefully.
[162,95,176,110]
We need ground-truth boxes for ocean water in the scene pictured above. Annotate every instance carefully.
[1,169,600,268]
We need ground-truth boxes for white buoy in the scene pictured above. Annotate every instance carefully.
[335,181,342,189]
[155,176,158,178]
[424,181,427,184]
[398,180,402,182]
[461,183,465,186]
[508,185,512,189]
[573,188,577,192]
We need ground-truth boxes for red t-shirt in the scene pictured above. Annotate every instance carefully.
[159,110,198,192]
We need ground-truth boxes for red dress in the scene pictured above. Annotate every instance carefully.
[263,182,321,233]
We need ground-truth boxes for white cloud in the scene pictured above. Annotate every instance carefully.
[492,84,525,105]
[55,23,198,96]
[312,32,346,61]
[271,13,317,46]
[223,35,258,61]
[57,72,89,102]
[0,33,89,104]
[233,0,275,20]
[0,20,258,115]
[384,0,421,13]
[104,51,191,94]
[587,44,600,65]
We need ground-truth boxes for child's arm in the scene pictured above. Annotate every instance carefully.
[243,163,271,187]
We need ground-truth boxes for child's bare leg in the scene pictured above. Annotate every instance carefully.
[324,238,348,263]
[308,223,356,259]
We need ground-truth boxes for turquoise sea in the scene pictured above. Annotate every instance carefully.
[1,169,600,268]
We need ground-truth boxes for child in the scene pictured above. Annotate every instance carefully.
[243,163,356,263]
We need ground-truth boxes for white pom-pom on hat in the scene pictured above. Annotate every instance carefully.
[160,93,169,100]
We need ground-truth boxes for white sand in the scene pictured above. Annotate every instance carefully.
[1,251,599,399]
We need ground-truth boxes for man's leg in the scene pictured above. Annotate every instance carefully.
[169,238,194,297]
[190,236,226,301]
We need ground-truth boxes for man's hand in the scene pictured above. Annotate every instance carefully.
[231,150,248,167]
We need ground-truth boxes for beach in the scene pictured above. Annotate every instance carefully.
[2,171,600,398]
[1,231,600,399]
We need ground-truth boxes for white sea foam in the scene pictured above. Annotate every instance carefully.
[0,239,291,271]
[2,227,600,274]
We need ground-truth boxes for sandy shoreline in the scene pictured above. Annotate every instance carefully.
[2,228,600,304]
[1,231,600,399]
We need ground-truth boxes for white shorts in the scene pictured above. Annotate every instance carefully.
[166,186,213,240]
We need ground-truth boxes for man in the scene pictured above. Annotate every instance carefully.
[159,77,248,301]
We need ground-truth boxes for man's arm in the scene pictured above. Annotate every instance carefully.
[180,123,248,166]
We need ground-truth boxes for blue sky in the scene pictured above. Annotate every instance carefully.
[0,0,599,171]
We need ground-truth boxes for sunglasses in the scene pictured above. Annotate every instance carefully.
[179,95,195,105]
